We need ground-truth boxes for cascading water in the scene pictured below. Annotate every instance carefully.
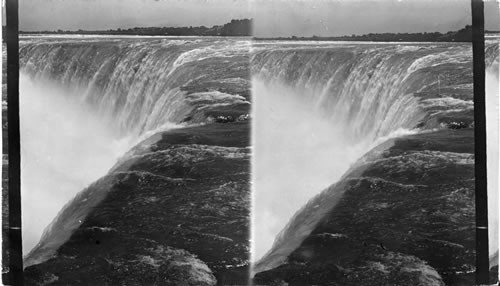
[251,41,475,266]
[19,35,250,257]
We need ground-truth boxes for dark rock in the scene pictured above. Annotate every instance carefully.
[24,122,251,285]
[254,128,476,285]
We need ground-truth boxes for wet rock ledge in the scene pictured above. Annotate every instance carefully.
[254,128,482,286]
[24,121,251,285]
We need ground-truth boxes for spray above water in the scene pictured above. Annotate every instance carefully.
[20,75,138,253]
[251,79,423,262]
[251,79,388,261]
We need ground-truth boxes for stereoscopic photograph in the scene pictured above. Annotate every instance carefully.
[1,0,499,285]
[9,0,252,285]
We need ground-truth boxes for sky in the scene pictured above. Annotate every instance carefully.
[19,0,251,31]
[254,0,499,37]
[14,0,500,34]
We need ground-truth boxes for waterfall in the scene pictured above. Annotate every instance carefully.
[19,36,250,257]
[20,37,249,136]
[251,42,474,266]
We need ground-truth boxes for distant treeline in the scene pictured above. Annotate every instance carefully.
[19,19,252,36]
[256,26,497,42]
[13,23,500,41]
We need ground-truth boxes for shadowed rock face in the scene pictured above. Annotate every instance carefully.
[254,128,477,286]
[24,122,251,285]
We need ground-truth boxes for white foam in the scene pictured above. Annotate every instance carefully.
[20,74,137,253]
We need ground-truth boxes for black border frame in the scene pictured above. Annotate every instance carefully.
[4,0,22,285]
[472,0,490,284]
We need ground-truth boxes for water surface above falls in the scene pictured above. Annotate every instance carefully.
[18,35,251,259]
[20,36,251,136]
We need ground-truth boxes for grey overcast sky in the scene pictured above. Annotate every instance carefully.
[19,0,251,31]
[16,0,500,34]
[254,0,499,37]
